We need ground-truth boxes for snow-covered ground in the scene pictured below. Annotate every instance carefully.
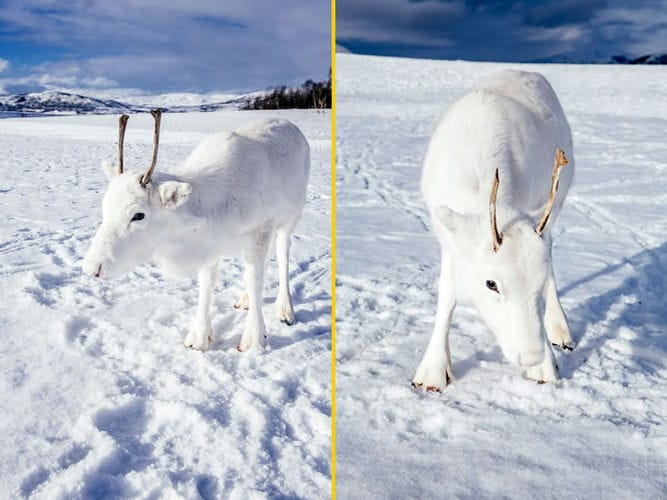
[335,54,666,498]
[0,110,331,497]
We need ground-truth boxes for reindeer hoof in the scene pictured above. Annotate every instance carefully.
[185,338,209,351]
[412,362,452,392]
[552,341,575,351]
[411,381,442,393]
[524,358,559,384]
[185,326,211,351]
[237,343,264,352]
[234,292,249,310]
[276,303,296,325]
[237,335,267,352]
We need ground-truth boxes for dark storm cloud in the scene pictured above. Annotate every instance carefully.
[522,0,607,28]
[337,0,667,62]
[337,0,466,46]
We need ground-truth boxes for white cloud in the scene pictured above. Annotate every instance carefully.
[81,75,118,88]
[526,25,588,44]
[37,73,78,87]
[0,59,9,73]
[0,0,331,93]
[594,3,667,55]
[0,67,120,95]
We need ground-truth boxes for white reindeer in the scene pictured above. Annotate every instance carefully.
[412,70,574,391]
[82,110,310,351]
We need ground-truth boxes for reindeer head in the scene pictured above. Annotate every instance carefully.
[436,149,568,367]
[82,110,193,279]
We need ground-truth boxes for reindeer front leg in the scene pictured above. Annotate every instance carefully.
[521,266,566,383]
[185,260,219,351]
[524,338,559,383]
[238,229,271,351]
[544,267,574,351]
[234,234,274,312]
[275,227,296,325]
[413,254,456,392]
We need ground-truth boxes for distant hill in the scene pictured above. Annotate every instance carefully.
[0,90,259,116]
[241,74,331,110]
[0,91,135,114]
[610,54,667,65]
[529,51,667,65]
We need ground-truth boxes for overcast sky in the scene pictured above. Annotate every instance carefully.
[337,0,667,62]
[0,0,331,95]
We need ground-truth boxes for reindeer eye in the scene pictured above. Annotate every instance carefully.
[131,212,145,222]
[485,280,499,293]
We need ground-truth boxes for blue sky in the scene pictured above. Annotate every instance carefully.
[337,0,667,62]
[0,0,331,95]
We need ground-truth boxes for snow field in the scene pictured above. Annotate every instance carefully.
[335,54,666,498]
[0,110,331,497]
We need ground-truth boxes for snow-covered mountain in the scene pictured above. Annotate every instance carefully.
[529,51,667,64]
[0,91,135,115]
[610,53,667,64]
[0,90,257,115]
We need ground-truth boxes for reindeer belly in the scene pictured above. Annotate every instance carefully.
[154,226,249,277]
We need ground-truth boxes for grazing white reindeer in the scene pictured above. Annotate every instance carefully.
[412,70,574,391]
[83,110,310,351]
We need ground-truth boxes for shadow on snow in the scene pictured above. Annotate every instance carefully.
[560,241,667,377]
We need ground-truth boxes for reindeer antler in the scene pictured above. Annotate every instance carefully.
[117,114,129,174]
[535,148,569,235]
[140,109,162,187]
[489,168,502,252]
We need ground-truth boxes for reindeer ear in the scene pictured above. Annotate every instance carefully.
[436,206,483,251]
[157,181,192,209]
[102,160,118,180]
